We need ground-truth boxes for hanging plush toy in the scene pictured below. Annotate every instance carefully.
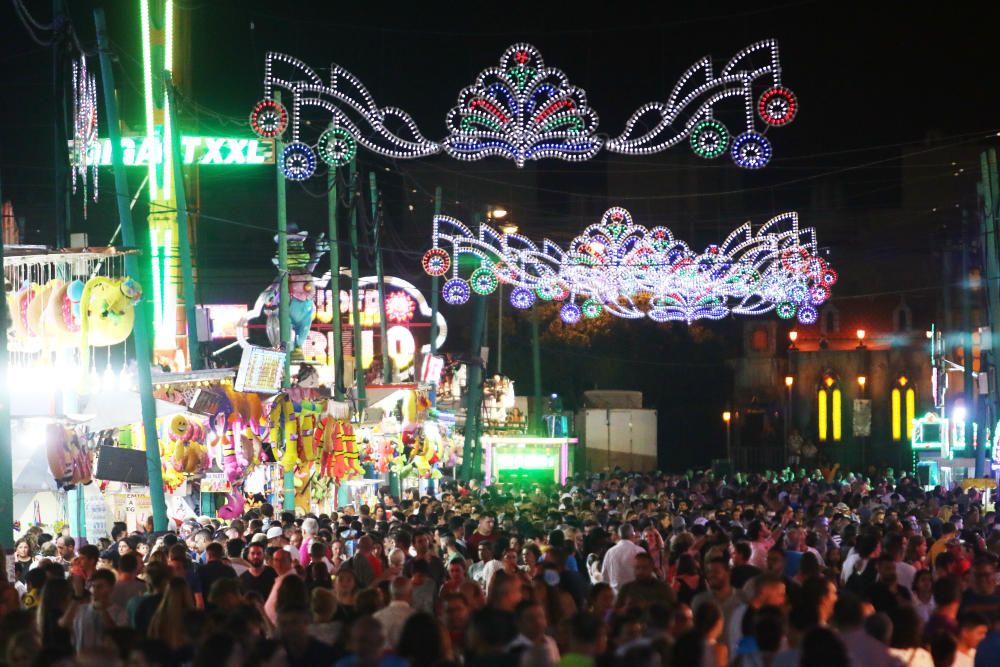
[46,425,92,489]
[329,421,364,481]
[169,415,208,475]
[79,276,141,371]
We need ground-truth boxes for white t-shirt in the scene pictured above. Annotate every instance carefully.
[600,539,646,593]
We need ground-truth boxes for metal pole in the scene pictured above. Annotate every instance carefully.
[274,91,294,511]
[53,0,68,248]
[0,174,13,549]
[980,149,1000,468]
[462,293,488,481]
[372,173,390,384]
[429,187,442,408]
[349,162,366,413]
[461,212,488,481]
[328,157,344,401]
[95,9,168,530]
[497,285,503,376]
[430,187,442,359]
[962,211,980,476]
[164,74,201,370]
[532,316,543,436]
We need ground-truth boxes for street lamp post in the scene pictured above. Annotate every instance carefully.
[784,375,794,467]
[722,411,732,464]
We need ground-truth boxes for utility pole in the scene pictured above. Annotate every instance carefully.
[328,154,344,400]
[274,91,294,511]
[164,74,200,370]
[372,173,390,384]
[349,162,366,414]
[461,213,488,481]
[532,315,543,436]
[0,172,13,549]
[429,187,442,405]
[95,8,168,530]
[53,0,68,248]
[978,148,1000,475]
[961,211,978,474]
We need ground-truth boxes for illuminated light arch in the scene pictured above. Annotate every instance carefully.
[426,207,834,325]
[255,40,795,175]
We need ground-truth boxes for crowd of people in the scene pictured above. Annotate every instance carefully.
[1,467,999,667]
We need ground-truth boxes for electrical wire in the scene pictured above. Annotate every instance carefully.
[11,0,53,46]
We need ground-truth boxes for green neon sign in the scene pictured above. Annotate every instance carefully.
[70,136,275,166]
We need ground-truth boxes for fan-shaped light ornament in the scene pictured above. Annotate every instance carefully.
[427,207,833,326]
[257,39,795,177]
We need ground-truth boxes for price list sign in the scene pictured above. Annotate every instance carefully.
[235,346,286,393]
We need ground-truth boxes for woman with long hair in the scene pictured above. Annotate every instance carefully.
[147,577,196,651]
[396,611,455,667]
[13,538,35,583]
[36,578,72,654]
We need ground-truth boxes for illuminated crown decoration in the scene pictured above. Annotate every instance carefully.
[253,40,796,179]
[424,207,835,325]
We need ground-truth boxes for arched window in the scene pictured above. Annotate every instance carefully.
[893,301,912,333]
[891,376,916,441]
[818,373,842,442]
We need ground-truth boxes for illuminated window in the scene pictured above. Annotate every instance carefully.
[891,376,916,441]
[818,373,842,442]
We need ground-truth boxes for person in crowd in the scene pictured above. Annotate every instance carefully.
[600,523,645,594]
[372,576,415,649]
[889,606,935,667]
[10,463,1000,667]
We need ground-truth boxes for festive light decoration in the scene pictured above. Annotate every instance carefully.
[255,39,795,177]
[731,131,772,169]
[384,291,416,323]
[758,86,797,126]
[421,248,450,277]
[316,126,357,167]
[71,56,99,217]
[442,278,470,305]
[250,98,288,138]
[689,119,729,159]
[441,43,601,167]
[426,207,834,325]
[280,141,317,180]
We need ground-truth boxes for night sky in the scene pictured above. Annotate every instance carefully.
[3,1,1000,468]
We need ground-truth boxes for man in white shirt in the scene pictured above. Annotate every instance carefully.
[372,576,415,649]
[600,523,646,594]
